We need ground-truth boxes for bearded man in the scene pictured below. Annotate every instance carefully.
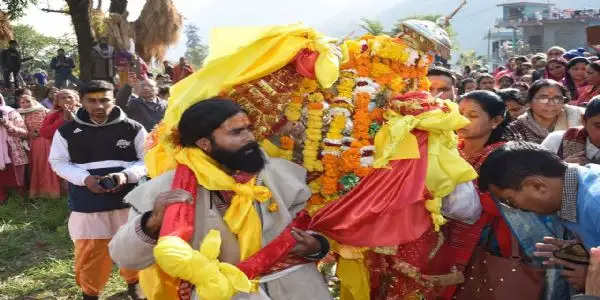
[109,98,332,300]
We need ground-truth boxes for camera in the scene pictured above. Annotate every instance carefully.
[99,175,118,190]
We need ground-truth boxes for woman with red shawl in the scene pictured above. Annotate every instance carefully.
[40,89,80,140]
[427,90,519,299]
[577,61,600,106]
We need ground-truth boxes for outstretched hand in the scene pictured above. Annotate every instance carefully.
[290,228,321,257]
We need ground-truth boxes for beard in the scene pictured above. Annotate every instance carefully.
[209,141,266,173]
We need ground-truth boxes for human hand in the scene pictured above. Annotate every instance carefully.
[547,257,587,291]
[84,175,107,194]
[290,228,321,257]
[145,189,194,236]
[586,247,600,296]
[104,172,128,192]
[534,237,574,261]
[565,151,587,165]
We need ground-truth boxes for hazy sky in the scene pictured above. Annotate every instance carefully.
[18,0,397,61]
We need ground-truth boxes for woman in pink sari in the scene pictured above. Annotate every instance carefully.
[18,94,61,199]
[0,95,28,203]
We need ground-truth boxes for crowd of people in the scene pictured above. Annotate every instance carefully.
[2,27,600,300]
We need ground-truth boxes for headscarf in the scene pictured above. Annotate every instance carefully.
[544,57,568,82]
[17,95,47,115]
[0,94,14,170]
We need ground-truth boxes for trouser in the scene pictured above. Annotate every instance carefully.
[55,73,81,88]
[3,70,20,88]
[74,239,139,296]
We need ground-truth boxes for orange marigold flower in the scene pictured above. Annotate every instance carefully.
[355,166,373,178]
[307,102,324,110]
[309,194,325,205]
[280,136,295,150]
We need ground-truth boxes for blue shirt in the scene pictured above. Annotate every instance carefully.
[559,164,600,250]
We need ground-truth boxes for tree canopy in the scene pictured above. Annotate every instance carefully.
[183,23,208,68]
[12,24,77,73]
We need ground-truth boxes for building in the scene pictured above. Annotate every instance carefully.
[488,0,600,65]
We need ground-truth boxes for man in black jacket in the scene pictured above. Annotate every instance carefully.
[1,40,26,88]
[48,80,147,300]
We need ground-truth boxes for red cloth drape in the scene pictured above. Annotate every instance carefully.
[309,130,430,247]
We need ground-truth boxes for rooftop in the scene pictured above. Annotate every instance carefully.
[497,1,554,8]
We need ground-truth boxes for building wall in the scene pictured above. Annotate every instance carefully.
[522,26,544,52]
[543,23,587,50]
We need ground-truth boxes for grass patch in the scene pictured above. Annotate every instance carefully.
[0,195,128,299]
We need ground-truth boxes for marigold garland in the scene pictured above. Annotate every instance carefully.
[303,92,325,172]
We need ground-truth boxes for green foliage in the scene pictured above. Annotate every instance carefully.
[12,24,78,74]
[184,23,208,68]
[1,0,37,20]
[0,196,127,298]
[359,18,386,35]
[457,49,488,68]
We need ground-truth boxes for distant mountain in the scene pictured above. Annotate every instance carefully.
[319,0,598,57]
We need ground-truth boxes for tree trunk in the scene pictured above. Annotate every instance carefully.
[66,0,95,81]
[109,0,128,14]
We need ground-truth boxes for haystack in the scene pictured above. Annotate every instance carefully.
[0,12,13,41]
[134,0,182,63]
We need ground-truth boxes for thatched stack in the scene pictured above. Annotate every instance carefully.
[106,12,135,51]
[90,8,107,40]
[0,11,13,41]
[134,0,182,63]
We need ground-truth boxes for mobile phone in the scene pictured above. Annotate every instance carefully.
[99,175,117,190]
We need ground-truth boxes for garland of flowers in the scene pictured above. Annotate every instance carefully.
[320,114,346,197]
[303,90,325,172]
[279,136,295,161]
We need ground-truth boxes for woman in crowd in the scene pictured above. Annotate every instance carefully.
[477,74,496,92]
[512,81,530,96]
[578,62,600,105]
[458,78,476,96]
[497,74,514,89]
[40,89,80,140]
[497,88,528,121]
[544,58,568,82]
[564,57,590,105]
[507,79,584,144]
[541,96,600,164]
[0,94,28,204]
[40,87,58,109]
[18,94,60,199]
[428,90,519,299]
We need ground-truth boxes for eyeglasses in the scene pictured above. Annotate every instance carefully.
[533,96,566,105]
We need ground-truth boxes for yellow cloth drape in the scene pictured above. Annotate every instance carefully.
[174,147,272,260]
[146,24,340,180]
[151,231,252,300]
[337,258,370,300]
[373,101,478,231]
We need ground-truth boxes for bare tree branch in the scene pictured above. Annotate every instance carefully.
[41,8,70,14]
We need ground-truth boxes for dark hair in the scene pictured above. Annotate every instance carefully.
[477,73,494,86]
[80,80,114,97]
[428,66,455,85]
[526,79,569,104]
[178,97,244,147]
[498,75,515,85]
[58,48,65,52]
[458,78,476,95]
[8,40,16,45]
[459,90,508,145]
[564,57,590,99]
[515,56,528,64]
[512,81,530,93]
[14,88,31,99]
[479,141,567,192]
[497,88,525,105]
[590,61,600,74]
[584,97,600,120]
[158,86,170,97]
